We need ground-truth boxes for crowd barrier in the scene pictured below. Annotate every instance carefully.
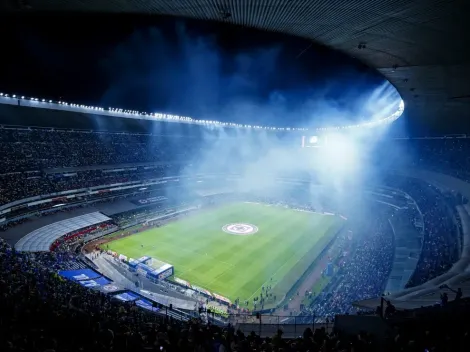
[227,314,334,337]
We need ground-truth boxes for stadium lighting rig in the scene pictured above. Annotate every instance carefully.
[0,92,404,132]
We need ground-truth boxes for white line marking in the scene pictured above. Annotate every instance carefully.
[246,249,301,301]
[205,266,237,286]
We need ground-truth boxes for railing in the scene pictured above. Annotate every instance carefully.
[227,314,334,338]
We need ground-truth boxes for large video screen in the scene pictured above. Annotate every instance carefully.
[301,135,326,148]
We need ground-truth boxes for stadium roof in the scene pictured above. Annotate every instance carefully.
[4,0,470,133]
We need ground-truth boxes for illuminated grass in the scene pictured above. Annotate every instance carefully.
[106,202,341,304]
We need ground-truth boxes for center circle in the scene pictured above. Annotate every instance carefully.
[222,223,259,236]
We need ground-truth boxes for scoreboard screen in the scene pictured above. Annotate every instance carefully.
[301,135,327,148]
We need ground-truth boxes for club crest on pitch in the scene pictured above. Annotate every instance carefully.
[222,223,259,236]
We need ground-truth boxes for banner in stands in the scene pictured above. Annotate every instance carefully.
[136,299,160,312]
[11,204,28,211]
[59,188,85,195]
[103,168,136,173]
[28,199,52,207]
[100,284,121,293]
[192,285,213,297]
[131,195,167,206]
[113,291,140,302]
[78,277,111,288]
[175,277,192,288]
[213,293,232,304]
[59,269,101,281]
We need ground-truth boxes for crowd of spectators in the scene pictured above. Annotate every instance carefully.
[403,138,470,182]
[112,204,179,228]
[0,165,179,206]
[0,128,198,173]
[307,212,394,318]
[50,222,117,253]
[0,237,365,352]
[376,137,470,180]
[383,176,461,287]
[3,235,470,351]
[3,122,470,349]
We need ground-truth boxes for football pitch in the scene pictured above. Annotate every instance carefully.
[105,202,343,305]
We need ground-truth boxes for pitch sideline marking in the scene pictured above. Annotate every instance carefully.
[204,265,238,286]
[246,248,302,302]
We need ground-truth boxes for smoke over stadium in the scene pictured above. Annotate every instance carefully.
[99,22,402,129]
[90,21,404,206]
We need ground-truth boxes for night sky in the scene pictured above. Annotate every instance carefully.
[0,13,388,128]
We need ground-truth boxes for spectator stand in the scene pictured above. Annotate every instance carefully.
[364,186,423,293]
[1,212,182,321]
[385,208,422,292]
[355,168,470,310]
[4,229,470,350]
[15,212,111,252]
[0,170,181,221]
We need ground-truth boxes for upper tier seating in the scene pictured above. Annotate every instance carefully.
[382,176,461,287]
[0,166,178,206]
[0,128,199,173]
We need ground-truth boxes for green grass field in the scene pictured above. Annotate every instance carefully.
[105,202,342,305]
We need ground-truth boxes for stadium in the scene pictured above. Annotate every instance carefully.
[1,1,470,351]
